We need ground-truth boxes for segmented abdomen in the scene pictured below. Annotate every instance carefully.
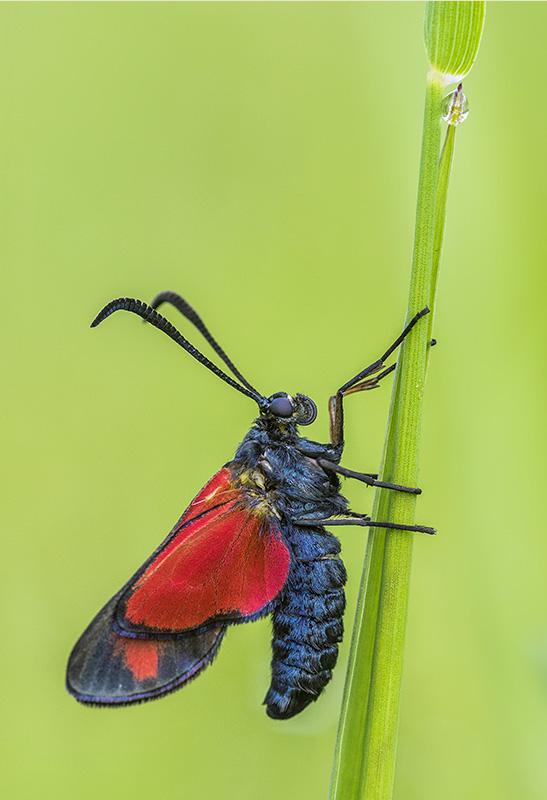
[264,525,347,720]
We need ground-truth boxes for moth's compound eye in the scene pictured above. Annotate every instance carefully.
[269,396,294,418]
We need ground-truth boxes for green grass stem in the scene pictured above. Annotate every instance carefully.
[329,4,484,797]
[329,72,444,800]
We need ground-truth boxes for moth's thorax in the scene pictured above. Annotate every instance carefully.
[232,464,282,520]
[230,418,348,523]
[258,416,299,441]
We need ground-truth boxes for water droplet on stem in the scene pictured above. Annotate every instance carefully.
[442,83,469,126]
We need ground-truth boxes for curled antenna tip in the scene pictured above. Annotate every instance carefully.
[90,306,114,329]
[90,298,137,329]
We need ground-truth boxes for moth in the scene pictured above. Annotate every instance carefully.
[66,292,434,719]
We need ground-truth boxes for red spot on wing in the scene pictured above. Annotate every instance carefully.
[122,468,291,632]
[113,636,163,681]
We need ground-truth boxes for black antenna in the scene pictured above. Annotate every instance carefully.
[149,291,259,396]
[91,298,266,408]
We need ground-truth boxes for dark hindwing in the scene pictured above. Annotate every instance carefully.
[66,589,226,705]
[264,523,347,719]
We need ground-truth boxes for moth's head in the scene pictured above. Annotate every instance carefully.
[261,392,317,427]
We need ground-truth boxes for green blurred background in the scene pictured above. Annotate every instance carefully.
[2,2,546,798]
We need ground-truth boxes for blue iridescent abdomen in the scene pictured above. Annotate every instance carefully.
[265,523,347,719]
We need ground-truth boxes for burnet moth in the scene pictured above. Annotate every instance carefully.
[66,291,434,719]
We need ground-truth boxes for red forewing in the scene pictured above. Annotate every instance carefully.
[115,467,291,635]
[67,466,291,704]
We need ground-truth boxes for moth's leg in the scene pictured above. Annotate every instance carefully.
[318,459,421,495]
[297,515,436,535]
[340,307,430,395]
[329,307,429,447]
[328,365,394,446]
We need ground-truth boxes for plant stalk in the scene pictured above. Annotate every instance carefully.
[330,72,450,800]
